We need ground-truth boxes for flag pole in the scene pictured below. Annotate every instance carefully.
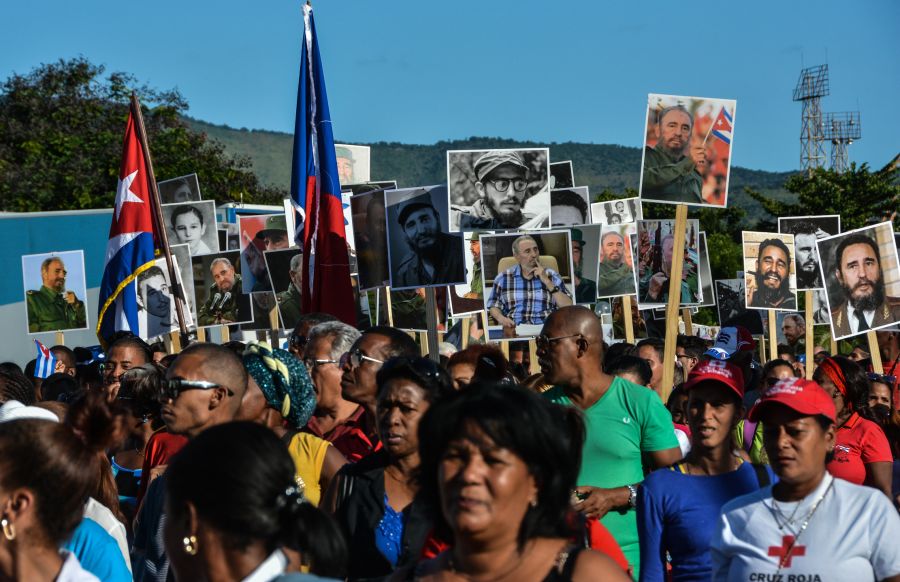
[129,92,190,345]
[702,109,718,145]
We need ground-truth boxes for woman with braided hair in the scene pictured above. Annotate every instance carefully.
[163,421,346,581]
[813,355,893,497]
[243,342,346,507]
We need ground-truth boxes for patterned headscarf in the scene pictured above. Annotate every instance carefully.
[243,341,316,429]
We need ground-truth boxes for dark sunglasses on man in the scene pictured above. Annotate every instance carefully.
[157,378,234,403]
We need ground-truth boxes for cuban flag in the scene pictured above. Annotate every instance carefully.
[289,3,355,325]
[711,107,733,145]
[33,340,58,379]
[96,103,158,343]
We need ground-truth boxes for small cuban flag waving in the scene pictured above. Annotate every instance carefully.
[711,107,733,145]
[34,340,59,379]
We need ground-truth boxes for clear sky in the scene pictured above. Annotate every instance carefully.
[2,0,897,172]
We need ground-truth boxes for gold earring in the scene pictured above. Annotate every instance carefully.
[182,535,198,556]
[1,519,15,541]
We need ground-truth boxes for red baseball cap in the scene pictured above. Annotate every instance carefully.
[748,377,836,423]
[684,360,744,399]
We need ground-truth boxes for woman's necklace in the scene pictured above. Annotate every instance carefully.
[769,475,834,570]
[446,542,533,582]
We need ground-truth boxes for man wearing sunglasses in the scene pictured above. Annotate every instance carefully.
[454,150,549,230]
[338,326,418,456]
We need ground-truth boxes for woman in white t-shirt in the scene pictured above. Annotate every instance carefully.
[711,377,900,582]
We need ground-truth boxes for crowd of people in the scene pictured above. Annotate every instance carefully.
[0,307,899,581]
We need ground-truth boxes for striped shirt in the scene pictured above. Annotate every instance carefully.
[487,264,569,324]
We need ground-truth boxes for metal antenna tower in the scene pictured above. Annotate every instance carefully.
[823,112,861,173]
[793,65,829,175]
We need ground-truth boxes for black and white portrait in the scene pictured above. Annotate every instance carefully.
[550,187,591,227]
[158,173,202,204]
[550,160,574,189]
[169,243,197,318]
[698,233,715,307]
[589,197,641,226]
[386,185,465,290]
[816,222,900,340]
[448,148,550,231]
[778,215,840,290]
[161,200,219,256]
[135,256,195,340]
[715,278,764,334]
[350,188,390,291]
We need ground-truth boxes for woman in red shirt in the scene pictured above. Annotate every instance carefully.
[814,356,893,497]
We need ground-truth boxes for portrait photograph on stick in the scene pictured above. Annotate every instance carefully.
[742,231,797,311]
[570,225,601,304]
[816,222,900,340]
[191,250,253,328]
[350,187,390,291]
[635,218,701,308]
[134,256,195,340]
[264,248,303,330]
[480,230,574,338]
[549,160,574,189]
[590,197,641,225]
[639,93,736,207]
[778,214,840,290]
[448,148,550,231]
[448,231,488,317]
[238,212,291,293]
[335,143,371,185]
[609,295,648,340]
[170,243,197,317]
[22,250,89,334]
[161,200,219,256]
[157,173,202,204]
[697,232,715,307]
[550,187,591,227]
[596,224,637,300]
[385,185,465,290]
[715,278,764,334]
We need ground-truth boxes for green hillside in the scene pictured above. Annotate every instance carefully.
[184,117,796,225]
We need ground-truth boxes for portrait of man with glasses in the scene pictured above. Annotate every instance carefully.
[448,149,550,230]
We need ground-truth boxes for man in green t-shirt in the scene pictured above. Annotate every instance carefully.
[538,306,681,579]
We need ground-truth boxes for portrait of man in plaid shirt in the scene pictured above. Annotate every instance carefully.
[487,235,573,333]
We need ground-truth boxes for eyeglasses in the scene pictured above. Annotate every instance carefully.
[535,333,583,350]
[675,352,695,361]
[289,334,308,350]
[339,349,385,369]
[868,373,897,385]
[304,358,339,370]
[157,378,234,403]
[486,178,528,193]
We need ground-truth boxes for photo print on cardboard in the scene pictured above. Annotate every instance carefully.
[596,224,638,300]
[815,222,900,340]
[158,173,202,204]
[134,255,195,340]
[570,225,601,304]
[778,215,841,290]
[634,218,701,308]
[350,188,390,291]
[449,231,490,317]
[549,160,574,189]
[191,250,253,328]
[385,185,466,291]
[237,213,291,294]
[161,200,219,256]
[714,278,764,335]
[264,248,303,330]
[742,231,797,312]
[22,250,89,334]
[590,197,642,226]
[448,148,550,231]
[335,144,371,186]
[609,296,648,341]
[479,230,575,336]
[697,232,715,307]
[639,93,736,208]
[772,311,808,356]
[550,187,591,227]
[170,244,197,317]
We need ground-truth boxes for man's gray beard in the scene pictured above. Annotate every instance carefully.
[844,278,885,312]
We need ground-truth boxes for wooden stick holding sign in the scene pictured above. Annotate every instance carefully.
[424,288,440,362]
[169,331,182,354]
[758,334,766,365]
[461,317,471,349]
[868,330,884,375]
[660,204,689,404]
[805,292,814,379]
[528,340,540,375]
[384,287,394,327]
[268,304,280,349]
[56,331,64,347]
[768,310,778,362]
[681,308,694,337]
[622,295,636,344]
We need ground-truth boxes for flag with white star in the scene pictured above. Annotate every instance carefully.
[97,103,158,343]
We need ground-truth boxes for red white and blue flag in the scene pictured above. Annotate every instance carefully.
[711,107,733,145]
[289,4,355,325]
[97,104,158,343]
[33,340,58,379]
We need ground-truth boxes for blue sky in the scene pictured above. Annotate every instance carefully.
[1,0,897,172]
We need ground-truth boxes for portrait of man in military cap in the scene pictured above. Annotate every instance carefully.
[238,213,291,293]
[192,250,253,327]
[264,248,304,330]
[334,144,371,185]
[22,250,89,334]
[386,185,465,290]
[448,148,551,231]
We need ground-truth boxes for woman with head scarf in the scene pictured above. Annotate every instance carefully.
[813,356,893,497]
[243,342,346,507]
[711,377,900,580]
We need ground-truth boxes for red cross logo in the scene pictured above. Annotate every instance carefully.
[768,535,806,567]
